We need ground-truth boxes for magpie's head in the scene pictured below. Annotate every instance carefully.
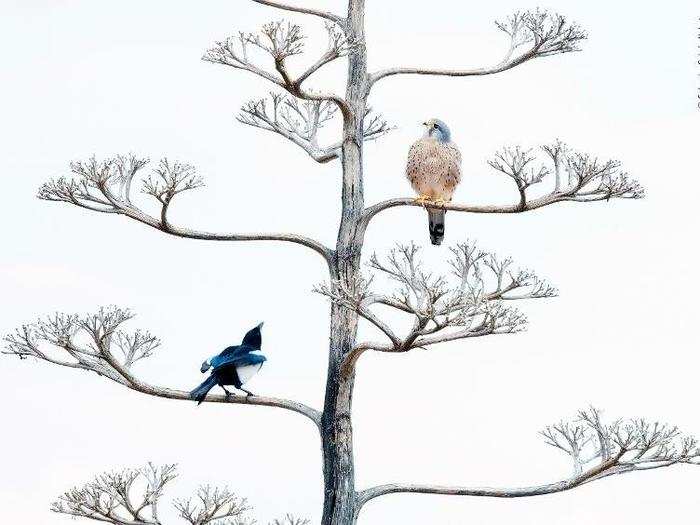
[200,360,211,373]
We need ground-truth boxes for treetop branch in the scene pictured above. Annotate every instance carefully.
[203,20,350,116]
[357,407,700,509]
[368,9,587,88]
[4,307,322,428]
[250,0,346,28]
[38,155,333,264]
[361,140,644,228]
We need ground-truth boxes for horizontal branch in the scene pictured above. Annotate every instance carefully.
[250,0,346,27]
[38,155,333,266]
[357,407,700,509]
[361,141,643,229]
[369,9,586,88]
[4,307,322,429]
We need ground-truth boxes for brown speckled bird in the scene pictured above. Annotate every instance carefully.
[406,118,462,245]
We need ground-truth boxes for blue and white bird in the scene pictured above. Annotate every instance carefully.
[190,323,267,404]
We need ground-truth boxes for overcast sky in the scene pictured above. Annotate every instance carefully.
[1,1,699,523]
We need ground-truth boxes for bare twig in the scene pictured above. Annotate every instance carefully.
[174,485,253,525]
[369,9,587,87]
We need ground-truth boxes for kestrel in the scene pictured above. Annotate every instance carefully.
[406,118,462,245]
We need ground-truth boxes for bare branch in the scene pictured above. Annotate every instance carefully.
[238,93,340,163]
[203,21,349,115]
[369,9,587,87]
[246,21,305,63]
[238,94,394,162]
[142,159,204,228]
[51,463,177,524]
[296,22,353,86]
[52,463,307,525]
[38,156,333,264]
[488,146,549,210]
[250,0,346,27]
[4,307,322,428]
[174,486,253,525]
[361,140,644,228]
[362,106,394,143]
[318,242,554,356]
[357,407,700,509]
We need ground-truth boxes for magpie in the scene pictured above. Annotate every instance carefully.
[190,322,267,404]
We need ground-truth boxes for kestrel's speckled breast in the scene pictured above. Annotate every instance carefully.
[406,138,462,200]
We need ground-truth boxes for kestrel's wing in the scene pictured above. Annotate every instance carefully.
[435,142,462,199]
[406,139,438,195]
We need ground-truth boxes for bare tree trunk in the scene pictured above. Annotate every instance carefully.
[321,305,358,525]
[320,3,368,523]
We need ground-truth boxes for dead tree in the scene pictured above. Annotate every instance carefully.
[3,2,696,524]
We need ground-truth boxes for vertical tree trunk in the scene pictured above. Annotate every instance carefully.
[320,2,368,523]
[320,303,359,525]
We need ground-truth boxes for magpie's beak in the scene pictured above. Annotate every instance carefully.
[256,322,264,330]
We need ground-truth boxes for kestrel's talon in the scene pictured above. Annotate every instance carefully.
[414,194,431,206]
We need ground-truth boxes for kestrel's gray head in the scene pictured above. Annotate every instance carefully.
[423,118,451,143]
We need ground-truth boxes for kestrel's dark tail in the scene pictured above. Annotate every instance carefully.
[427,208,445,246]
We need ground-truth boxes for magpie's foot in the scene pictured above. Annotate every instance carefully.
[241,389,255,397]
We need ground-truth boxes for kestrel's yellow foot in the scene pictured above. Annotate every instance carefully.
[432,198,448,207]
[414,194,431,206]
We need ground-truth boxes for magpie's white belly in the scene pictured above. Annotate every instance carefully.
[236,363,263,385]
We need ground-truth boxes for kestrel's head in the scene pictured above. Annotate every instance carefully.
[423,118,451,143]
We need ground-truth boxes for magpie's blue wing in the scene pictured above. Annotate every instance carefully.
[212,352,266,371]
[210,345,245,368]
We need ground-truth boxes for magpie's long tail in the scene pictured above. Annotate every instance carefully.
[428,208,445,246]
[190,375,218,405]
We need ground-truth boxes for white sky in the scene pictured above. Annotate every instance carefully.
[1,1,699,523]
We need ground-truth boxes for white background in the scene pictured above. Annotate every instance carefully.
[1,1,699,523]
